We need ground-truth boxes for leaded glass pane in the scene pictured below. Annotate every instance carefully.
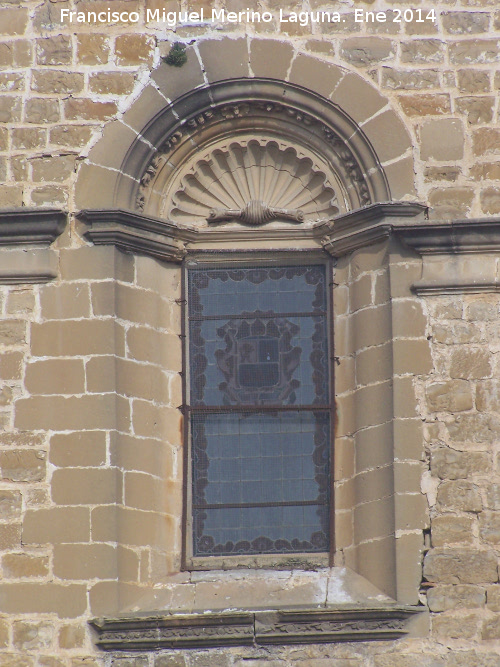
[188,264,330,557]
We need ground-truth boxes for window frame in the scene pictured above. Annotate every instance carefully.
[181,251,336,571]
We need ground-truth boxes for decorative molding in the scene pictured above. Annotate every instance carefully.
[0,208,66,246]
[0,209,66,284]
[320,202,428,257]
[208,200,305,226]
[90,605,421,650]
[124,80,392,219]
[397,217,500,254]
[165,138,339,226]
[79,206,500,299]
[78,209,187,263]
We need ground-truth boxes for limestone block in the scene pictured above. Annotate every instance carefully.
[431,447,489,480]
[76,34,110,65]
[427,584,485,612]
[437,480,482,512]
[431,515,475,547]
[426,381,473,413]
[450,348,491,379]
[340,37,395,66]
[36,35,71,65]
[423,548,498,584]
[479,512,500,545]
[401,39,444,63]
[442,12,490,34]
[420,119,464,160]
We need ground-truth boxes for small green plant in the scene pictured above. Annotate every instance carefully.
[163,42,187,68]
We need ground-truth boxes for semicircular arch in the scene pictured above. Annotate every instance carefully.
[75,38,415,216]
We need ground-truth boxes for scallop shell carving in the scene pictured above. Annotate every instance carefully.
[167,139,340,226]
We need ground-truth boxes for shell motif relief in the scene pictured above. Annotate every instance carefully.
[167,139,340,226]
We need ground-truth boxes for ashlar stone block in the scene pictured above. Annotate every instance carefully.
[420,119,464,160]
[423,548,498,584]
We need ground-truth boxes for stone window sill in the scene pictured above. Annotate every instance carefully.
[90,568,422,650]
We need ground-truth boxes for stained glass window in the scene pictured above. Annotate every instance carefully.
[188,265,331,557]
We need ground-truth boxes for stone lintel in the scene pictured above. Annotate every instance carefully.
[0,208,67,245]
[90,605,420,650]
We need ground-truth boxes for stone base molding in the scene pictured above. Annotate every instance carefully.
[91,605,421,650]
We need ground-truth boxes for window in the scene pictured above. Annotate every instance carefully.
[186,262,332,559]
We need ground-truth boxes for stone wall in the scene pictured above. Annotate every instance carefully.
[0,0,500,665]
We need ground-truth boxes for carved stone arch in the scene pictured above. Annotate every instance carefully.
[75,39,415,214]
[115,79,391,225]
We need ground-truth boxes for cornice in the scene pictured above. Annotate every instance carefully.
[78,209,187,263]
[321,202,428,256]
[90,605,421,650]
[0,208,66,284]
[78,207,500,273]
[0,208,67,245]
[397,217,500,254]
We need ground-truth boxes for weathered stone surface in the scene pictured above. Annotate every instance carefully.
[486,484,500,510]
[31,155,75,183]
[479,512,500,544]
[399,94,451,116]
[450,348,491,379]
[341,37,395,66]
[115,34,155,65]
[456,96,495,124]
[0,96,21,123]
[433,611,482,639]
[0,490,22,521]
[89,72,135,95]
[428,187,474,216]
[50,125,92,148]
[432,321,481,344]
[64,99,117,121]
[36,35,71,65]
[431,448,489,480]
[424,548,498,584]
[0,450,46,483]
[480,187,500,214]
[427,584,485,611]
[437,480,482,512]
[442,12,490,34]
[25,98,59,124]
[381,68,439,90]
[32,70,84,94]
[473,128,500,157]
[420,119,464,160]
[426,381,473,413]
[13,622,54,651]
[449,40,500,65]
[401,39,443,63]
[446,414,500,443]
[58,624,85,650]
[3,553,49,579]
[0,8,28,35]
[458,69,491,93]
[466,300,498,321]
[77,34,110,64]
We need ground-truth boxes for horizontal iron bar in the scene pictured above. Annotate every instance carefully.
[187,404,330,413]
[189,310,326,321]
[193,500,327,510]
